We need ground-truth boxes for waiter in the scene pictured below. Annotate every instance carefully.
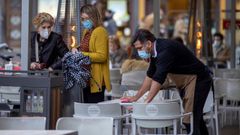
[125,29,212,135]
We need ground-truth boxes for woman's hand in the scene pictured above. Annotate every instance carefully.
[48,67,53,71]
[30,62,46,70]
[30,62,41,70]
[71,48,78,54]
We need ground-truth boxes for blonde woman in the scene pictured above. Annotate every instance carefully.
[72,4,111,103]
[30,12,69,70]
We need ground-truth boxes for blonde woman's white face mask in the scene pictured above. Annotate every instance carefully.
[40,29,50,39]
[38,22,52,39]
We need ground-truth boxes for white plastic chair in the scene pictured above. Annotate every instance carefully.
[56,117,113,135]
[223,72,240,79]
[213,78,230,129]
[0,103,10,117]
[214,78,227,98]
[131,102,193,135]
[74,102,129,135]
[217,78,240,133]
[110,68,122,84]
[213,69,240,78]
[111,83,123,99]
[0,117,46,130]
[121,70,146,87]
[203,90,219,135]
[123,89,185,133]
[120,84,140,92]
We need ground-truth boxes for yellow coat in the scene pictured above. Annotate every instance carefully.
[82,26,111,93]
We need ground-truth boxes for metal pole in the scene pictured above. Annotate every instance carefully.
[187,0,197,52]
[21,0,31,70]
[215,0,220,32]
[0,0,5,43]
[31,0,38,30]
[54,0,62,33]
[230,0,236,68]
[202,0,212,61]
[76,0,81,46]
[153,0,160,38]
[130,0,139,36]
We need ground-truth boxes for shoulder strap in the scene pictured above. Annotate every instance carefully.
[35,37,39,62]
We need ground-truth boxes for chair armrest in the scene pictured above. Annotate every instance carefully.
[131,112,192,120]
[215,94,226,99]
[113,114,131,119]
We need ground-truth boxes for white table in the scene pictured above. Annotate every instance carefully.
[0,130,78,135]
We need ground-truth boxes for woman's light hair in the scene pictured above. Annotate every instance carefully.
[32,12,54,28]
[80,4,102,28]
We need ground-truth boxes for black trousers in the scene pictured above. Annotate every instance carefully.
[82,86,105,103]
[62,85,105,116]
[188,75,212,135]
[62,84,82,117]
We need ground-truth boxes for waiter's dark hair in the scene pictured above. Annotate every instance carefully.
[132,29,156,46]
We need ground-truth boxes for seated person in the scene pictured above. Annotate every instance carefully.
[212,32,230,68]
[121,58,149,87]
[109,36,128,68]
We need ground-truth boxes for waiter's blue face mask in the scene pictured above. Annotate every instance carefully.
[137,42,151,59]
[138,50,151,59]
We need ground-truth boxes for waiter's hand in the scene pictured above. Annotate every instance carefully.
[120,96,138,103]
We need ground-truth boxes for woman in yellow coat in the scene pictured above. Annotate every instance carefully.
[72,4,111,103]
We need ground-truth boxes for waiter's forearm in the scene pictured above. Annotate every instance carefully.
[135,76,152,99]
[145,80,162,103]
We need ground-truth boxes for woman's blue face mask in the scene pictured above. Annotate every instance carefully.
[82,20,93,29]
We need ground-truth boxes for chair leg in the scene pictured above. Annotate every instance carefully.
[137,126,144,135]
[114,120,118,135]
[223,99,227,126]
[131,118,136,135]
[173,119,177,135]
[215,115,219,135]
[126,109,130,125]
[210,114,215,135]
[239,110,240,135]
[180,118,183,134]
[118,120,122,135]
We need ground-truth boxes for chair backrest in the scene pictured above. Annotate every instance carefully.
[120,84,140,92]
[223,72,240,79]
[0,117,46,130]
[56,117,113,135]
[214,78,228,98]
[203,90,214,113]
[225,79,240,101]
[110,68,121,84]
[170,89,181,100]
[132,102,181,128]
[213,69,240,78]
[74,102,122,118]
[121,70,146,86]
[111,83,123,98]
[0,103,10,117]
